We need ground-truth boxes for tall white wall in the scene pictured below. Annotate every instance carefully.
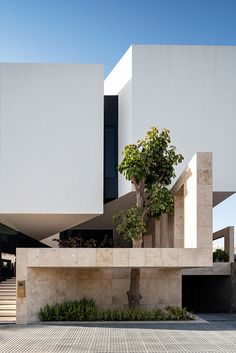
[0,64,104,237]
[105,48,133,196]
[105,45,236,195]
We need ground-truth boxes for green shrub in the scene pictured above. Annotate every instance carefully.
[213,249,229,262]
[38,298,194,321]
[39,298,97,321]
[164,306,194,320]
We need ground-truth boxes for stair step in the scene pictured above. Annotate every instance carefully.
[0,300,16,304]
[0,293,16,296]
[0,289,16,292]
[0,288,16,291]
[0,305,16,309]
[0,277,16,318]
[0,281,16,284]
[1,281,16,284]
[0,285,16,288]
[0,317,16,323]
[0,311,16,317]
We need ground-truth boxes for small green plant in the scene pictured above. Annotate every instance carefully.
[53,234,113,248]
[164,306,194,320]
[38,298,194,321]
[113,206,147,241]
[53,236,97,248]
[213,249,229,262]
[39,298,97,321]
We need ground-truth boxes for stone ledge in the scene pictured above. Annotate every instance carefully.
[17,248,213,269]
[183,262,231,276]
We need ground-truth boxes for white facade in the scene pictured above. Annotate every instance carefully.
[0,45,236,239]
[105,45,236,197]
[0,64,104,238]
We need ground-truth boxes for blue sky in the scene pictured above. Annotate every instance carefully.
[0,0,236,76]
[0,0,236,245]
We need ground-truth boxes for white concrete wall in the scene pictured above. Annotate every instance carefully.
[0,64,104,237]
[105,48,133,196]
[105,45,236,195]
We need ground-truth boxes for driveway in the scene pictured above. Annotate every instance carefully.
[1,314,236,352]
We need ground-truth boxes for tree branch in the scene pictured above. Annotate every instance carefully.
[131,177,139,193]
[142,207,150,220]
[140,177,145,193]
[159,173,165,183]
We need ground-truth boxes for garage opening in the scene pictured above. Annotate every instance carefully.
[182,275,232,313]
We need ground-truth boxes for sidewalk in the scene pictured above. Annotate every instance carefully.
[0,314,236,352]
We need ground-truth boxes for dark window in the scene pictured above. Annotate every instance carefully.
[104,96,118,203]
[0,223,48,255]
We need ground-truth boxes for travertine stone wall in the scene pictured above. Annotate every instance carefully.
[197,153,213,248]
[16,266,181,324]
[183,263,231,276]
[174,187,184,248]
[16,246,212,323]
[145,153,213,250]
[171,152,213,249]
[213,226,235,263]
[18,247,212,269]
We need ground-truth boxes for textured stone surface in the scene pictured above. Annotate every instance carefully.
[171,152,213,249]
[113,249,129,266]
[3,316,236,353]
[16,264,182,323]
[22,247,213,269]
[183,263,231,276]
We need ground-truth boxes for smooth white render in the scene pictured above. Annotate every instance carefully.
[105,45,236,196]
[0,64,104,238]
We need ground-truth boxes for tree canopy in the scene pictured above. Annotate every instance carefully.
[114,127,184,242]
[113,126,183,308]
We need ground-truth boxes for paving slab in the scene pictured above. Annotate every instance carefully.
[0,314,236,352]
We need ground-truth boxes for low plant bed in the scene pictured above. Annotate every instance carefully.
[213,249,229,262]
[38,298,195,321]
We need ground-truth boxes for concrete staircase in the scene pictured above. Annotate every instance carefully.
[0,277,16,323]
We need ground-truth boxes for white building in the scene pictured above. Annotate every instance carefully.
[105,45,236,201]
[0,45,235,323]
[0,64,104,238]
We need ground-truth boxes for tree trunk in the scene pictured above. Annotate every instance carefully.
[136,191,143,209]
[132,237,143,248]
[127,177,145,308]
[127,268,142,308]
[126,237,143,308]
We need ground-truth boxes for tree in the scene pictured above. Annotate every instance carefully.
[113,127,183,308]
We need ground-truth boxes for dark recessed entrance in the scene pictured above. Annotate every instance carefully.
[182,275,232,313]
